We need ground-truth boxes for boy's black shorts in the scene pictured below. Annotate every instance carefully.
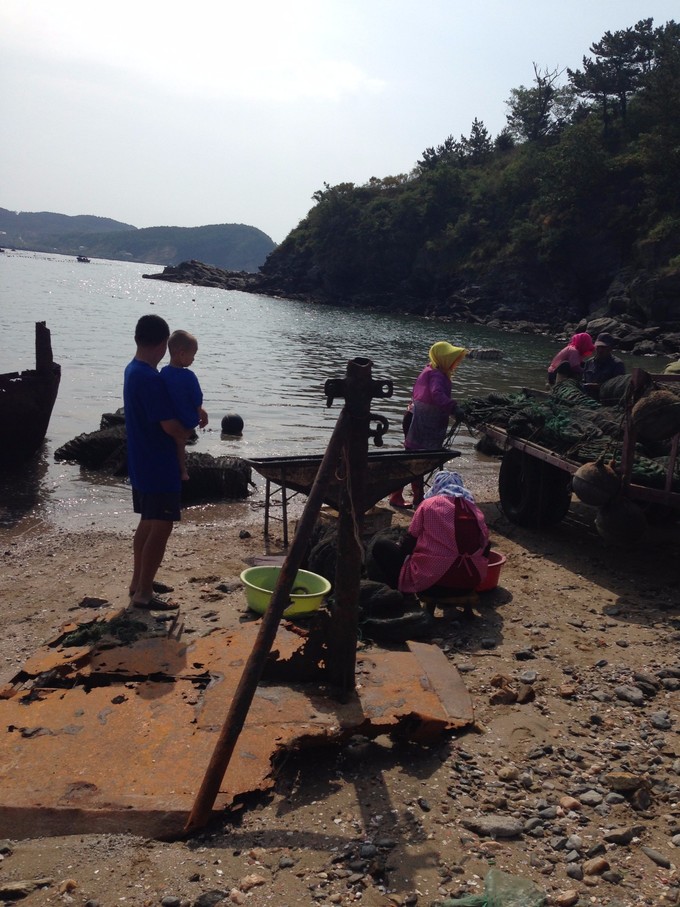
[132,489,181,521]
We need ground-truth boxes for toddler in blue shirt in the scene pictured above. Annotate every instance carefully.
[160,330,208,480]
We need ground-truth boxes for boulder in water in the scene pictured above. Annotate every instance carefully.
[468,348,503,360]
[55,422,251,501]
[221,413,244,435]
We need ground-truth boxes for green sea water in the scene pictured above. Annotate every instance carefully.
[0,250,669,533]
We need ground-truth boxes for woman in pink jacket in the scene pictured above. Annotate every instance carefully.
[376,470,490,593]
[547,332,594,386]
[389,341,467,509]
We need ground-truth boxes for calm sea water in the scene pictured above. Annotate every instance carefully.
[0,250,668,535]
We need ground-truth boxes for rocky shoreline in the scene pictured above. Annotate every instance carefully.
[144,260,680,363]
[143,260,262,294]
[1,495,679,905]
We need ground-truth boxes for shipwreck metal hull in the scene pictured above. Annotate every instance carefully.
[0,322,61,466]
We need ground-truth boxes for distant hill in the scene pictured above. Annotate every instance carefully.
[0,207,276,272]
[0,208,135,239]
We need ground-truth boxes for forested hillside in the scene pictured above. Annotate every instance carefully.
[0,208,135,240]
[0,209,275,272]
[80,224,275,272]
[259,18,680,331]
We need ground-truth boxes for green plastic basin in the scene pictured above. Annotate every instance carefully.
[240,566,331,617]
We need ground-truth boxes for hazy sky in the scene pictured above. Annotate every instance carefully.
[2,1,678,243]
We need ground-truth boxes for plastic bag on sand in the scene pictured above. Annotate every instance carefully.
[435,867,546,907]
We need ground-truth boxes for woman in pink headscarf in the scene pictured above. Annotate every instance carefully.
[547,333,594,386]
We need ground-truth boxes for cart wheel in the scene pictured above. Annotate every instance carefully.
[499,449,572,528]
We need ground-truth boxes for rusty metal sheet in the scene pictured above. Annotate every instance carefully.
[0,619,473,840]
[355,648,474,743]
[11,606,179,686]
[11,622,308,689]
[407,640,474,725]
[0,683,215,840]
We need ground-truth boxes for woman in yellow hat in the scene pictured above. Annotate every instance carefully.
[389,341,467,509]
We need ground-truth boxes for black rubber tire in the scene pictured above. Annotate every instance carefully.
[499,448,572,528]
[540,463,573,526]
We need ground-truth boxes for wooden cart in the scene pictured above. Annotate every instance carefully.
[477,369,680,528]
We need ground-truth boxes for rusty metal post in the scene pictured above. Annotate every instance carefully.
[326,359,373,695]
[281,483,289,547]
[263,478,271,538]
[185,410,348,834]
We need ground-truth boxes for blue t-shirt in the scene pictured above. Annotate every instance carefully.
[124,358,181,493]
[160,365,203,429]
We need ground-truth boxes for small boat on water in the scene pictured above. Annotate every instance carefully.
[76,255,90,263]
[0,322,61,466]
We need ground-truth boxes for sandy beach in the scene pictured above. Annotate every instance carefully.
[1,481,679,906]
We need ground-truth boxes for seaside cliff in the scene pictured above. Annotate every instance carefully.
[144,259,680,360]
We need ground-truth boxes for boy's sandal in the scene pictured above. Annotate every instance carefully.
[131,595,179,611]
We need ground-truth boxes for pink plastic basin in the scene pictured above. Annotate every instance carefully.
[476,550,507,592]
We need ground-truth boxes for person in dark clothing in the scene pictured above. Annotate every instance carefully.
[582,332,625,399]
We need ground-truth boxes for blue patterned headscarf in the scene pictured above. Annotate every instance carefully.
[425,470,476,503]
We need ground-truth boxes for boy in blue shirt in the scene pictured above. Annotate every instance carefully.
[124,315,191,610]
[160,330,208,480]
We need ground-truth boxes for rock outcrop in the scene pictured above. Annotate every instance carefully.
[143,260,262,293]
[55,413,252,503]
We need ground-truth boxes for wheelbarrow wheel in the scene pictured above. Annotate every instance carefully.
[499,449,572,528]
